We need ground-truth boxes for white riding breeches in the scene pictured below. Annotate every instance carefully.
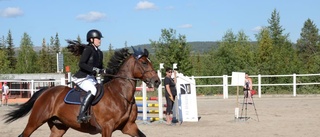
[72,75,97,96]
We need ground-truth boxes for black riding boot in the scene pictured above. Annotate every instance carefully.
[77,92,95,123]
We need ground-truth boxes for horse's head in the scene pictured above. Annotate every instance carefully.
[131,47,161,88]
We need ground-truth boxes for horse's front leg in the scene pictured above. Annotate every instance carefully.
[121,122,146,137]
[121,105,145,137]
[101,129,112,137]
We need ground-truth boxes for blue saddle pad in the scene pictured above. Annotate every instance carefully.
[64,89,82,105]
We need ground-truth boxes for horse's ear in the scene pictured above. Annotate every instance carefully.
[143,49,149,57]
[132,46,138,54]
[132,46,143,59]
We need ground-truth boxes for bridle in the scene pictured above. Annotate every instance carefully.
[101,55,156,104]
[101,57,155,81]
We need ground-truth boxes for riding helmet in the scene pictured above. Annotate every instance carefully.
[86,29,103,42]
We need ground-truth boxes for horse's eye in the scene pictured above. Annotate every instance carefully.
[142,61,147,65]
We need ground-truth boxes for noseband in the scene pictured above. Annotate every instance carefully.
[102,56,156,104]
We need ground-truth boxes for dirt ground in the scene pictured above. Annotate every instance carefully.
[1,95,320,137]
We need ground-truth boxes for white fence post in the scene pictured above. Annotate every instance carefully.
[223,75,228,99]
[31,80,34,97]
[258,74,261,98]
[68,72,72,88]
[293,73,297,97]
[61,78,66,85]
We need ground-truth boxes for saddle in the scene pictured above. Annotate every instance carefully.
[64,84,104,105]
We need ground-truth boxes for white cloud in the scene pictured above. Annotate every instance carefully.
[252,26,263,32]
[135,1,157,10]
[178,24,193,28]
[76,11,106,22]
[0,7,23,18]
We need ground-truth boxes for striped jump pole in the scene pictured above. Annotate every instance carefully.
[137,67,164,123]
[136,83,164,123]
[135,96,158,101]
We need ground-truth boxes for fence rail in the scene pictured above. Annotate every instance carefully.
[193,73,320,98]
[0,79,67,98]
[1,73,320,99]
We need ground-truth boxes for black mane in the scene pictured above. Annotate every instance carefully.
[104,48,131,83]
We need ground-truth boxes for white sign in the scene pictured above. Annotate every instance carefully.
[231,72,245,86]
[176,73,198,122]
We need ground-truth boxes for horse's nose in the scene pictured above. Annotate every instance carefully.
[154,78,161,88]
[155,80,161,88]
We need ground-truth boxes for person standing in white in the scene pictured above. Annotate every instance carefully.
[2,82,9,106]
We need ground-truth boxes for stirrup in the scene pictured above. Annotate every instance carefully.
[77,114,91,123]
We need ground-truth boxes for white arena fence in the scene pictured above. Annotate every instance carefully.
[1,73,320,99]
[0,78,68,98]
[193,73,320,98]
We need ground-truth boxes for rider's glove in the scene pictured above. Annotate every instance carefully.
[93,67,105,74]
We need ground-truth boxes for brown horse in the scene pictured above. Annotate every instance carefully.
[3,47,161,137]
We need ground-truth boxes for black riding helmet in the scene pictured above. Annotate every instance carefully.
[86,29,103,42]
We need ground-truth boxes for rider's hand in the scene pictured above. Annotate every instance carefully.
[99,69,106,74]
[93,67,105,74]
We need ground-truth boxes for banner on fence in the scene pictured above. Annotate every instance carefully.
[176,72,198,122]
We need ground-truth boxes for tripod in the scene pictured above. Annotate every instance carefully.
[240,89,259,121]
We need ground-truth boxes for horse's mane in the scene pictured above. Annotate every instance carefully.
[104,48,131,83]
[66,40,86,56]
[65,40,140,84]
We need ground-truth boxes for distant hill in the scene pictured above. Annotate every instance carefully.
[18,41,220,54]
[132,41,219,54]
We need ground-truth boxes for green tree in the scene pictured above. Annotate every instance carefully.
[6,30,17,73]
[16,32,38,73]
[296,18,320,74]
[268,9,285,46]
[76,35,82,44]
[37,38,51,73]
[267,9,298,75]
[48,36,57,72]
[0,36,5,50]
[234,30,256,74]
[151,28,192,75]
[61,47,79,74]
[0,36,10,73]
[103,44,114,68]
[256,28,274,75]
[210,30,255,75]
[210,30,237,75]
[53,33,61,53]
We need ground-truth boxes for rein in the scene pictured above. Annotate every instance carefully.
[102,73,138,105]
[102,73,140,81]
[101,56,156,106]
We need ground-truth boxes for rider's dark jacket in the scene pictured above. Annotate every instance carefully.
[73,44,103,78]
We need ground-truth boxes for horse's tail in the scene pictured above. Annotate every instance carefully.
[3,87,49,124]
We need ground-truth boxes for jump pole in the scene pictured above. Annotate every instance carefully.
[157,68,164,123]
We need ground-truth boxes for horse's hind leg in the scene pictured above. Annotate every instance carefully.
[19,117,46,136]
[19,105,52,136]
[47,120,69,137]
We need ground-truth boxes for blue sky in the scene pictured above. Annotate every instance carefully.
[1,0,319,51]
